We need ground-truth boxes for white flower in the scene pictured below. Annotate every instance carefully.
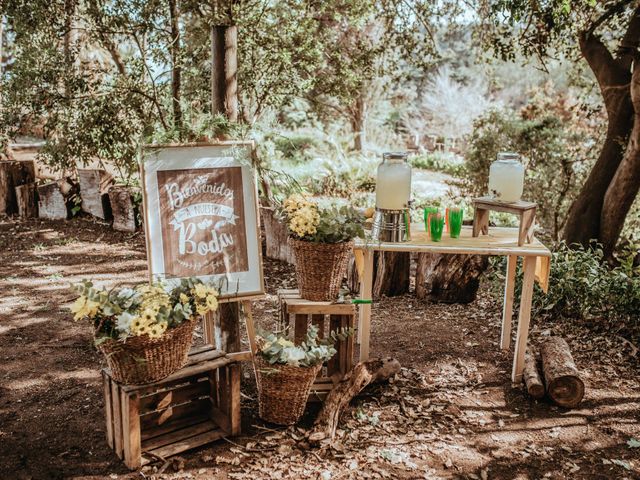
[282,346,306,365]
[115,311,137,334]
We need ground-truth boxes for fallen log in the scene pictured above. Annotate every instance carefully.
[523,348,545,399]
[108,185,139,232]
[308,358,401,446]
[15,182,38,218]
[415,252,488,303]
[77,168,113,220]
[0,160,35,215]
[540,337,585,408]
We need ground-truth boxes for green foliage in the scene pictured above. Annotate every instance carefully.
[489,243,640,334]
[272,134,318,164]
[256,324,353,368]
[460,85,601,240]
[312,204,366,244]
[409,152,465,177]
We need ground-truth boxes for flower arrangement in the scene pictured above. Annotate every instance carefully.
[282,193,364,243]
[255,325,352,368]
[70,278,219,343]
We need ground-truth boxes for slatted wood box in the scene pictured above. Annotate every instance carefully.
[278,289,355,401]
[102,345,240,469]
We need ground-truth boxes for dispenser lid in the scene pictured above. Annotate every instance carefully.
[383,152,408,161]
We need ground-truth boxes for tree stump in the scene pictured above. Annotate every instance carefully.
[260,206,295,265]
[415,253,488,303]
[540,337,585,408]
[15,183,38,218]
[77,169,114,220]
[373,252,410,298]
[523,348,545,399]
[0,160,35,215]
[308,358,401,446]
[37,182,68,220]
[108,185,139,232]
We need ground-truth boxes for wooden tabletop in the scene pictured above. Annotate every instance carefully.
[354,225,551,257]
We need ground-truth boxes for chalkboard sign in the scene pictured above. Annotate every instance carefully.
[141,142,264,299]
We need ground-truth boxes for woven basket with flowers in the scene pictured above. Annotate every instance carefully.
[281,194,364,301]
[70,278,219,385]
[254,325,352,425]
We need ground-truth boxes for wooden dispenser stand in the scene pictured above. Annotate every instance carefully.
[472,197,537,246]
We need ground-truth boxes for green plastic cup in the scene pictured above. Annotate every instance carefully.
[430,213,445,242]
[423,207,439,237]
[448,207,463,239]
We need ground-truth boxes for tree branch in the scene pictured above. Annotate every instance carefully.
[586,0,634,37]
[616,4,640,70]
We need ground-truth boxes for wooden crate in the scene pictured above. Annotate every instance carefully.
[102,345,240,469]
[278,289,355,401]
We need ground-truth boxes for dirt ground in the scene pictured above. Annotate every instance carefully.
[0,217,638,480]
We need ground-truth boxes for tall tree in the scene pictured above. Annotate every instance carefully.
[478,1,640,256]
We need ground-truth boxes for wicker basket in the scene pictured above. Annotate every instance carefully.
[289,238,353,301]
[255,356,322,425]
[98,317,196,385]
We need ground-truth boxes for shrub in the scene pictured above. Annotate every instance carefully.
[489,243,640,336]
[409,152,465,177]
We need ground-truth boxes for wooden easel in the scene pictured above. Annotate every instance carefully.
[472,196,537,246]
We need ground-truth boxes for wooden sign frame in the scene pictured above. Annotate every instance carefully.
[140,141,264,301]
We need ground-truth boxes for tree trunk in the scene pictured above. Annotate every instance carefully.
[108,185,138,233]
[224,25,238,122]
[261,206,295,265]
[540,337,585,408]
[350,94,366,152]
[523,348,545,399]
[563,33,634,247]
[211,26,226,116]
[37,181,68,220]
[0,160,35,215]
[15,183,38,218]
[77,169,114,220]
[415,253,488,303]
[168,0,183,133]
[308,358,401,446]
[601,61,640,257]
[373,252,410,298]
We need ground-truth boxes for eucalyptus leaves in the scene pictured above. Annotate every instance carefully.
[70,278,219,343]
[256,325,353,368]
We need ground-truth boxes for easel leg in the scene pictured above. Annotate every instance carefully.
[359,249,374,362]
[242,300,257,356]
[500,255,518,350]
[512,256,537,383]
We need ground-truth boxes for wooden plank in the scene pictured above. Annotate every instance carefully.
[226,351,252,362]
[142,428,226,465]
[37,182,67,220]
[500,255,518,350]
[294,314,308,345]
[15,183,38,218]
[121,390,142,469]
[102,371,114,449]
[228,364,241,435]
[359,249,374,361]
[142,420,216,451]
[203,312,215,346]
[139,379,210,414]
[140,398,211,430]
[189,344,217,356]
[345,315,354,373]
[285,300,356,316]
[473,196,537,211]
[215,302,241,353]
[354,226,551,258]
[242,301,257,356]
[0,160,35,214]
[111,379,124,459]
[122,356,231,392]
[141,413,210,442]
[512,256,537,383]
[327,315,342,377]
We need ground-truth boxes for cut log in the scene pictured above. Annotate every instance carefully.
[308,358,401,446]
[0,160,36,215]
[540,337,585,408]
[77,168,114,220]
[415,253,488,303]
[109,185,139,232]
[373,252,410,298]
[260,206,295,265]
[523,348,545,399]
[37,181,68,220]
[15,183,38,218]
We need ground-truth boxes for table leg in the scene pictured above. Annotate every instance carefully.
[358,249,374,362]
[500,255,518,350]
[511,255,537,383]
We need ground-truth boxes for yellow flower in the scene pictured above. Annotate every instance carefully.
[141,309,156,323]
[147,322,167,339]
[70,295,101,321]
[130,316,152,335]
[193,284,208,299]
[205,294,218,311]
[179,293,189,303]
[283,193,311,214]
[196,303,209,316]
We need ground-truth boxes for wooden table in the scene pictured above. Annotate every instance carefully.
[353,225,551,383]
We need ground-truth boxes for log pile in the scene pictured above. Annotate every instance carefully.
[0,160,36,215]
[522,337,585,408]
[108,185,139,232]
[77,168,114,220]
